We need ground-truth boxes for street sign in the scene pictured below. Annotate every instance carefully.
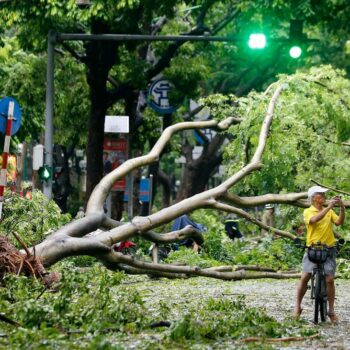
[139,178,151,202]
[104,116,129,133]
[124,177,151,202]
[0,97,22,135]
[148,79,176,115]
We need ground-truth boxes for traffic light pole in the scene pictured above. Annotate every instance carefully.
[45,31,316,200]
[44,30,56,199]
[44,31,240,200]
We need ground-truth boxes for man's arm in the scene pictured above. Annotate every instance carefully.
[335,199,345,226]
[309,199,337,224]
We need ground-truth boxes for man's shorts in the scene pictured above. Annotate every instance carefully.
[302,249,337,276]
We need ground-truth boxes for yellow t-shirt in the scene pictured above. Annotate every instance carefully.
[303,205,338,246]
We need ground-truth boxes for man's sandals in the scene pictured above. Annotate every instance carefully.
[328,312,339,324]
[293,309,338,324]
[292,308,303,319]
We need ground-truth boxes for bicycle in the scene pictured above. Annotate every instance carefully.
[294,238,344,323]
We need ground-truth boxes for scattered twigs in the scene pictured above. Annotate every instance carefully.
[241,333,319,343]
[36,286,48,300]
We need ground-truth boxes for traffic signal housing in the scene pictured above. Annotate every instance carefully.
[38,165,52,182]
[248,33,266,49]
[288,20,304,59]
[289,45,302,58]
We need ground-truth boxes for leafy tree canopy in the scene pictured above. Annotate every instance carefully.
[220,65,350,195]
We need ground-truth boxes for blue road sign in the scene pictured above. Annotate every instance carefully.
[148,79,176,115]
[139,178,150,202]
[0,97,22,135]
[123,178,151,202]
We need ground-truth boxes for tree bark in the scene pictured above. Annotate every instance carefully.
[85,21,119,202]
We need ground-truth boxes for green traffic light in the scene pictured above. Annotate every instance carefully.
[248,33,266,49]
[289,46,302,58]
[38,165,52,181]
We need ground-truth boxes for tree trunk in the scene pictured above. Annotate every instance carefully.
[52,145,71,212]
[177,134,225,201]
[84,21,119,202]
[85,72,107,203]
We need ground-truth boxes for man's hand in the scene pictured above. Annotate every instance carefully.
[333,196,346,226]
[328,196,343,208]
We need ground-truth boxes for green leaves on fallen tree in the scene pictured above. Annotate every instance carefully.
[168,296,315,342]
[0,265,146,349]
[0,190,71,248]
[223,65,350,196]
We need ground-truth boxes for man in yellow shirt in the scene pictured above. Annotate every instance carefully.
[294,185,345,323]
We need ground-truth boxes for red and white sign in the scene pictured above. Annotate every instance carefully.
[103,137,128,191]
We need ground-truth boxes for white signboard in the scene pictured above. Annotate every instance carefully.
[192,146,203,160]
[104,116,129,134]
[33,144,44,170]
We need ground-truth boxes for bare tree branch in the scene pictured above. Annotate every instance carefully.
[220,192,308,207]
[311,179,350,196]
[210,201,296,239]
[86,117,240,214]
[28,84,289,267]
[101,252,300,280]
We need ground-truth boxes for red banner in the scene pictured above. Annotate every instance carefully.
[103,137,128,191]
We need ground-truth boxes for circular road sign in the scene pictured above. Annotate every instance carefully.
[0,97,22,135]
[148,79,176,115]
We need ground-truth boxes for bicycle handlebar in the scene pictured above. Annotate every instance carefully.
[293,237,345,250]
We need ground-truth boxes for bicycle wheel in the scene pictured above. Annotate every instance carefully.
[319,277,328,322]
[314,269,323,323]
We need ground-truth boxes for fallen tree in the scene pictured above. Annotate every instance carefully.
[2,74,349,282]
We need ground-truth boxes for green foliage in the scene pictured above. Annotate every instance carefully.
[0,37,89,148]
[192,209,227,261]
[223,66,350,196]
[0,265,319,350]
[226,237,303,271]
[168,296,315,342]
[0,264,147,349]
[0,190,71,247]
[165,247,220,268]
[165,209,305,272]
[0,38,46,145]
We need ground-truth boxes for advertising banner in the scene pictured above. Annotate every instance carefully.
[103,137,128,191]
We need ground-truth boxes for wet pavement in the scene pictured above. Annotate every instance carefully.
[122,276,350,349]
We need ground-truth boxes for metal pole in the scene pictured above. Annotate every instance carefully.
[148,174,153,215]
[58,33,241,43]
[127,134,133,220]
[43,30,56,199]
